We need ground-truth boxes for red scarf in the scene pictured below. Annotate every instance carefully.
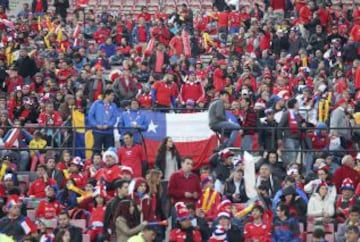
[288,111,299,134]
[155,51,164,73]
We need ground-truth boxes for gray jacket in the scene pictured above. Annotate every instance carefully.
[330,107,351,140]
[208,98,227,128]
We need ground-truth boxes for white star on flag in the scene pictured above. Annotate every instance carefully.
[147,120,158,133]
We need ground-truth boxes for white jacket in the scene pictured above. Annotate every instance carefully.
[307,193,335,218]
[304,179,337,203]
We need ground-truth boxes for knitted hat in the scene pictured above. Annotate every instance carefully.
[70,156,84,167]
[220,149,234,160]
[217,200,231,210]
[103,149,119,164]
[210,225,227,241]
[217,211,231,219]
[200,175,213,188]
[134,177,147,191]
[121,166,134,176]
[5,195,21,211]
[341,178,355,191]
[175,202,192,221]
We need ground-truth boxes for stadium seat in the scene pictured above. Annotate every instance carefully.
[71,219,87,231]
[26,199,41,209]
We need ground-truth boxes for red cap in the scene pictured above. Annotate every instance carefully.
[218,59,227,66]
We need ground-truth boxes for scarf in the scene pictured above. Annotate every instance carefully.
[288,110,299,134]
[155,51,164,73]
[201,188,218,213]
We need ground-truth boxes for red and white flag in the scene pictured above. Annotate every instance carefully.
[20,217,37,235]
[4,128,20,148]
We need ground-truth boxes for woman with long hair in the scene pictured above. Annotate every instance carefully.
[115,199,148,242]
[154,136,181,218]
[154,136,181,180]
[54,229,71,242]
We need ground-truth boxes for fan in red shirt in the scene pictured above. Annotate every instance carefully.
[35,185,62,219]
[94,149,122,197]
[38,102,63,127]
[179,72,205,106]
[213,59,227,93]
[151,75,178,108]
[117,132,147,178]
[137,6,151,23]
[308,122,330,151]
[196,175,221,221]
[28,164,58,198]
[5,67,24,93]
[67,157,87,188]
[93,23,111,44]
[87,187,107,242]
[244,205,272,242]
[137,84,152,109]
[56,60,76,85]
[169,32,183,57]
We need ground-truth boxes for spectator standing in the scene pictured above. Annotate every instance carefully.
[208,90,240,149]
[88,89,117,154]
[14,48,38,84]
[117,132,147,178]
[119,99,148,144]
[239,97,257,152]
[151,74,177,111]
[330,99,352,149]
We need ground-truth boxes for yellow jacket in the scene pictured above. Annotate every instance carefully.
[29,138,47,156]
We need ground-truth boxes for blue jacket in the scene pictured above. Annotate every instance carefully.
[88,100,117,134]
[272,187,308,212]
[131,25,150,44]
[119,109,148,144]
[98,44,116,58]
[272,217,301,242]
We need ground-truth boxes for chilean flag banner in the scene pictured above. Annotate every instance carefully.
[143,111,217,169]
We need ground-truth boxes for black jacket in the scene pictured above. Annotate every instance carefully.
[215,162,233,183]
[0,215,27,241]
[14,56,38,78]
[155,149,181,176]
[224,178,249,203]
[258,118,278,151]
[54,225,82,242]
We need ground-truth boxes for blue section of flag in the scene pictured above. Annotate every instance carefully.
[226,111,239,124]
[142,111,166,141]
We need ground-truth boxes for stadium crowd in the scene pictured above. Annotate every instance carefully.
[1,0,360,241]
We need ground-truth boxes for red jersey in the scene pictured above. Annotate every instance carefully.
[169,228,202,242]
[152,81,177,107]
[93,28,111,44]
[179,82,204,104]
[213,68,226,92]
[38,111,63,127]
[229,11,241,27]
[169,36,183,56]
[70,172,87,188]
[217,12,229,28]
[28,178,57,198]
[117,144,146,178]
[244,221,272,242]
[6,75,24,93]
[36,199,62,219]
[137,93,152,108]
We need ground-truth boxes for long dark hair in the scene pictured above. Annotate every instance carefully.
[54,229,69,242]
[113,199,140,228]
[156,136,179,159]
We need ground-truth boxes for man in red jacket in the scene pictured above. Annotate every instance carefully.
[28,164,57,198]
[179,72,204,106]
[168,157,201,205]
[333,155,360,192]
[117,132,147,178]
[35,185,62,219]
[213,59,227,93]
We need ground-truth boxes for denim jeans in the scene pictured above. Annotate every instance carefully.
[92,132,114,154]
[211,121,240,148]
[283,138,300,165]
[241,135,253,152]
